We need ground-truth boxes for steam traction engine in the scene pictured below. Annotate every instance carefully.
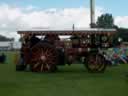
[16,28,116,72]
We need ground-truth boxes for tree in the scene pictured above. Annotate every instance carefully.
[0,35,14,41]
[117,28,128,41]
[96,13,114,28]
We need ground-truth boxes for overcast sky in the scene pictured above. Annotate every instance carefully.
[0,0,128,41]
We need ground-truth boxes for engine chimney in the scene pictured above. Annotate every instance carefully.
[90,0,96,28]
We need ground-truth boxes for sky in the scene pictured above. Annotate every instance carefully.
[0,0,128,40]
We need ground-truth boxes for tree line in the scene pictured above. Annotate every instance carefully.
[96,13,128,42]
[0,35,14,41]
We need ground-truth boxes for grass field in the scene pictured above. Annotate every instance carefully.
[0,51,128,96]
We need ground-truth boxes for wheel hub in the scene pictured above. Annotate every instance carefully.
[41,55,46,61]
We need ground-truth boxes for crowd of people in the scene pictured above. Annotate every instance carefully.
[104,47,128,65]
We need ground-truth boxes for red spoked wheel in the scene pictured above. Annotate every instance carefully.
[85,53,106,73]
[30,43,58,72]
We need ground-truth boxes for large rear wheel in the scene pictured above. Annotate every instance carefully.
[30,43,58,72]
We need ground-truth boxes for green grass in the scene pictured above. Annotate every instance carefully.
[0,51,128,96]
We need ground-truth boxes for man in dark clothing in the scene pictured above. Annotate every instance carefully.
[0,53,6,64]
[29,34,40,47]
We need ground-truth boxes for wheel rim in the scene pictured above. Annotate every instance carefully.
[87,54,105,72]
[31,43,58,72]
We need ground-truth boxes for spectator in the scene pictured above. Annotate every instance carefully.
[0,53,6,64]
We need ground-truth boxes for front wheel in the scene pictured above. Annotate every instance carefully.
[85,53,106,73]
